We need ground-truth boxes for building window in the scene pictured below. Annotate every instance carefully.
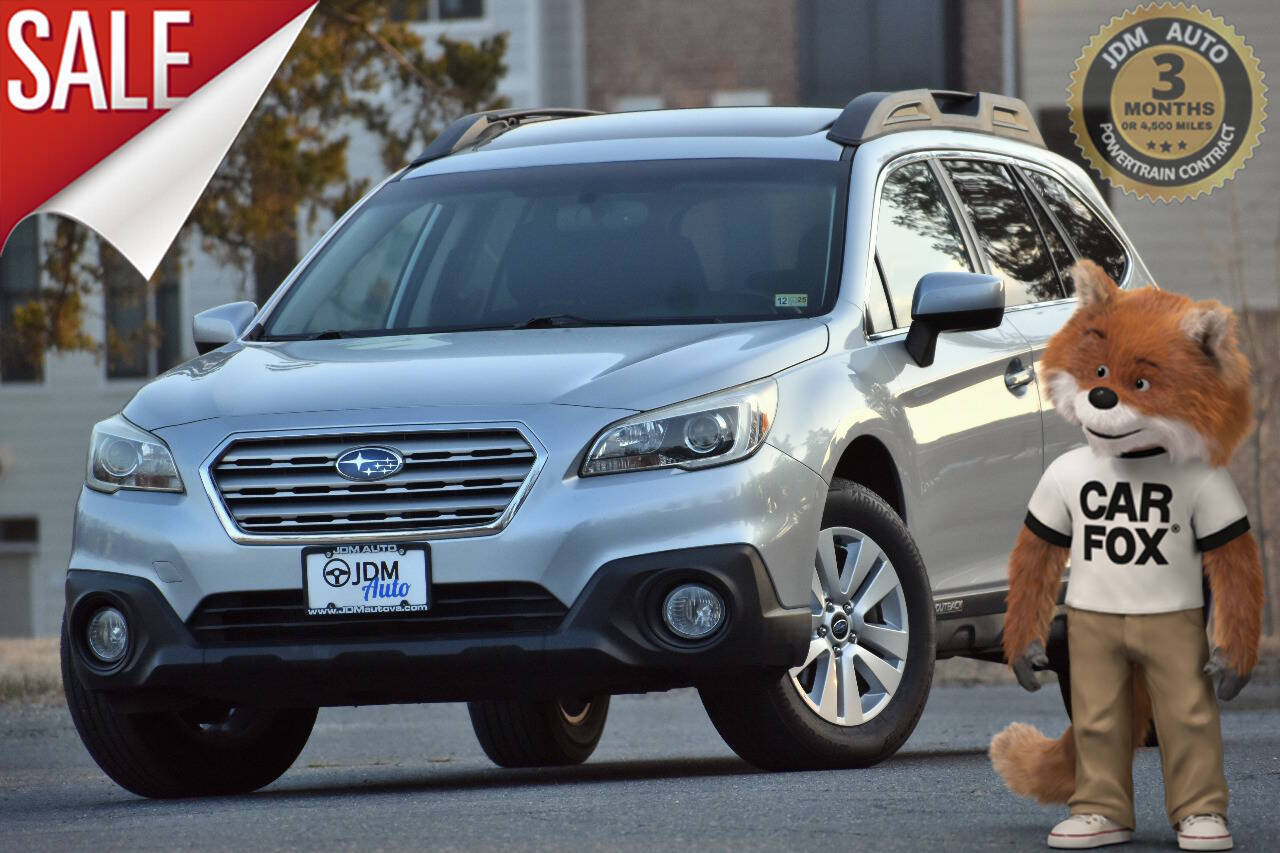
[390,0,484,22]
[0,218,42,383]
[710,90,772,107]
[0,516,37,637]
[0,517,38,547]
[103,242,183,379]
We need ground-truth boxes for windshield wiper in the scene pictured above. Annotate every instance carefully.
[512,314,629,329]
[306,329,351,340]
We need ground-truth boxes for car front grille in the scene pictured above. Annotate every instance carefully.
[208,428,538,539]
[187,582,568,645]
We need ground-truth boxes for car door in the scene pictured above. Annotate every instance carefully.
[867,157,1042,598]
[1011,166,1135,466]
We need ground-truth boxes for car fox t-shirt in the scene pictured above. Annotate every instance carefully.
[1024,446,1250,614]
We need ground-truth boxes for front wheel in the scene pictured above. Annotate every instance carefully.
[61,618,317,798]
[700,480,935,770]
[467,695,610,768]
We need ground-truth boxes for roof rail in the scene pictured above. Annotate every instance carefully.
[827,89,1044,148]
[408,107,603,167]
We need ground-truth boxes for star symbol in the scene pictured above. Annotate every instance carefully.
[1146,140,1156,150]
[343,451,370,472]
[1178,140,1187,150]
[1160,141,1172,153]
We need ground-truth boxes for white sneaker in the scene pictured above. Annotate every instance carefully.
[1177,814,1233,851]
[1047,814,1133,848]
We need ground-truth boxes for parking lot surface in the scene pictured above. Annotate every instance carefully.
[2,680,1277,851]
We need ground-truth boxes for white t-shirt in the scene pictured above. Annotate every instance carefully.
[1025,445,1249,614]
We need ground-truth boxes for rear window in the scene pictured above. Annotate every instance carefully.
[942,159,1064,307]
[1025,171,1129,285]
[263,159,849,338]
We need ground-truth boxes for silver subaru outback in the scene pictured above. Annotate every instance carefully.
[63,91,1150,797]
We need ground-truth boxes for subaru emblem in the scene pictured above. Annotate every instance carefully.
[335,446,404,481]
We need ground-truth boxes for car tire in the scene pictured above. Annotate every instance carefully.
[61,617,317,798]
[467,695,610,768]
[700,480,935,770]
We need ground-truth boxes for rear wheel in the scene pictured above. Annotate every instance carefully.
[700,480,935,770]
[467,695,610,768]
[61,618,317,798]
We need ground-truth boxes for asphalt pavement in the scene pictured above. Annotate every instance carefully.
[1,678,1277,851]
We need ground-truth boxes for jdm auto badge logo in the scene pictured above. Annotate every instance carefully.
[335,446,404,481]
[1067,3,1266,202]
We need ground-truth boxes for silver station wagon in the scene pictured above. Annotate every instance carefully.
[62,90,1147,797]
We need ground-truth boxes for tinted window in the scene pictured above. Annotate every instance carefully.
[264,159,847,338]
[1017,170,1076,295]
[1026,171,1128,284]
[943,159,1062,307]
[875,161,972,326]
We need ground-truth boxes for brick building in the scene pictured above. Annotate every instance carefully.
[584,0,1016,111]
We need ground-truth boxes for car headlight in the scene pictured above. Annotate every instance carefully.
[87,415,184,493]
[581,379,778,476]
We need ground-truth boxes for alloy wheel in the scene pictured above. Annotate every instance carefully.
[790,525,910,725]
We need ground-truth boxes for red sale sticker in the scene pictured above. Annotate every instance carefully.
[0,1,315,276]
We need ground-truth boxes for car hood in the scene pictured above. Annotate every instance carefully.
[124,320,829,430]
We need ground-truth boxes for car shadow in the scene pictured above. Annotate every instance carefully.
[79,747,999,807]
[76,756,759,807]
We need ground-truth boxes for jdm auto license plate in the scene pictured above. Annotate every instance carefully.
[302,544,430,616]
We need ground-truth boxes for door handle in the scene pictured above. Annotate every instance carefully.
[1005,359,1035,391]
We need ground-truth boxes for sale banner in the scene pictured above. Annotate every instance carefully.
[0,1,316,277]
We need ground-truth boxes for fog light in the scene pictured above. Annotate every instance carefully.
[86,607,129,664]
[662,583,725,640]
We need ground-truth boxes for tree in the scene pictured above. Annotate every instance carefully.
[3,1,508,365]
[194,0,509,305]
[5,217,98,364]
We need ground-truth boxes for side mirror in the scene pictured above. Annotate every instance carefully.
[904,272,1004,367]
[193,301,257,355]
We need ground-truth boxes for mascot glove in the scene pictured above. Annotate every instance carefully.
[1011,639,1050,692]
[1204,648,1250,701]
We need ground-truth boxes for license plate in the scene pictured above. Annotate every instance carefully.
[302,544,430,616]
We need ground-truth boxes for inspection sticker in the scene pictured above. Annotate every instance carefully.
[775,293,809,308]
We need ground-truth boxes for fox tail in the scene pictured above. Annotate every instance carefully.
[989,722,1077,803]
[990,666,1152,802]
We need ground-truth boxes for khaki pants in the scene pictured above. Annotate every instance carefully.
[1067,607,1228,828]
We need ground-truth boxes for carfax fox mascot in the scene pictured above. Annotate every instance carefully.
[989,261,1264,851]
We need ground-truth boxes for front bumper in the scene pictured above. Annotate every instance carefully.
[65,545,810,710]
[71,406,827,619]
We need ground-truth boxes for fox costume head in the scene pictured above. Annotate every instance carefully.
[1044,260,1253,467]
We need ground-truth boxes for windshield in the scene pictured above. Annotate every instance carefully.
[262,158,848,339]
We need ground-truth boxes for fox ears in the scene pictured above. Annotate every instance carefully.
[1181,301,1237,364]
[1071,260,1119,307]
[1070,259,1241,367]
